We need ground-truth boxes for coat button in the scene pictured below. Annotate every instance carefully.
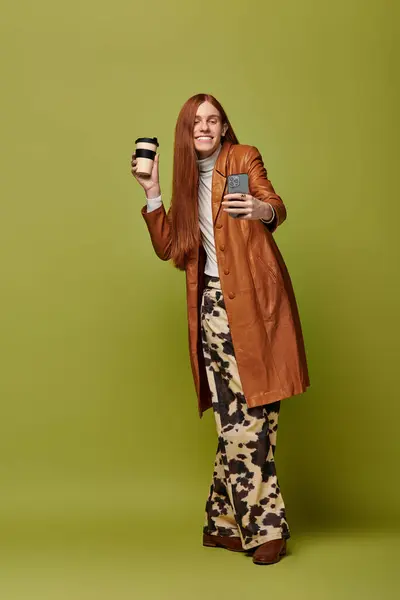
[224,269,230,275]
[216,223,223,229]
[220,244,225,252]
[228,292,235,299]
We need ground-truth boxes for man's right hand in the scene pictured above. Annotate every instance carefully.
[131,152,161,198]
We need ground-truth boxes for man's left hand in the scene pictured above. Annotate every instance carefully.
[222,194,273,220]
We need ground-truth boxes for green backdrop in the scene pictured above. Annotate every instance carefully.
[0,0,399,596]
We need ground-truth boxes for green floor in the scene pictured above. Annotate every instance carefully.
[1,518,398,599]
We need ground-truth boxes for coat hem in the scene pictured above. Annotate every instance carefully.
[245,384,310,408]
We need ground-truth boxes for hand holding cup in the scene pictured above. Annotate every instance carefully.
[131,137,160,197]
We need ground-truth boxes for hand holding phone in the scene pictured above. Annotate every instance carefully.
[226,174,249,218]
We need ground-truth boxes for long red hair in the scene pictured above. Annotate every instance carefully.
[169,94,239,271]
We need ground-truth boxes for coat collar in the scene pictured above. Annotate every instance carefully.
[212,140,233,224]
[215,139,233,176]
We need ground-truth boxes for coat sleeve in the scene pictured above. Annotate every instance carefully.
[246,146,287,233]
[141,203,172,261]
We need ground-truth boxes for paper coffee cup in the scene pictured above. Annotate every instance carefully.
[134,137,159,177]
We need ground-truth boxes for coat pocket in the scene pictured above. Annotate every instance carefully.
[256,255,283,287]
[255,255,285,321]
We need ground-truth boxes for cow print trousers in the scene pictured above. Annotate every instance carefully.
[200,275,290,550]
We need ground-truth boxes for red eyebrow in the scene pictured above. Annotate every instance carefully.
[195,114,220,120]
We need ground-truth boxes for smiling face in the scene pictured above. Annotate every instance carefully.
[193,101,228,159]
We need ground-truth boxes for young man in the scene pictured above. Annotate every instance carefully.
[131,94,310,564]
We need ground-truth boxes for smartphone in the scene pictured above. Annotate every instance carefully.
[227,173,249,218]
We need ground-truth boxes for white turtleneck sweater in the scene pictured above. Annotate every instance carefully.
[196,145,222,276]
[145,144,275,276]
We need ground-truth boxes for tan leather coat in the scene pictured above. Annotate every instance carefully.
[142,141,310,417]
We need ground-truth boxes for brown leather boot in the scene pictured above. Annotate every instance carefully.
[203,532,245,552]
[252,538,287,565]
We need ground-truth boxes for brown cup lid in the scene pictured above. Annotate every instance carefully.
[135,137,159,146]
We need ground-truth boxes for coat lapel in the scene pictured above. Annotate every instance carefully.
[212,140,232,226]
